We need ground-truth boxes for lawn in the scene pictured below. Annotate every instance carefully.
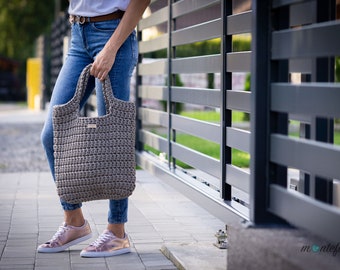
[144,111,340,169]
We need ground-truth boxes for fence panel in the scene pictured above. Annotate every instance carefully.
[45,0,340,243]
[264,0,340,242]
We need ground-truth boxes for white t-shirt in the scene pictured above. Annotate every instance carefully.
[69,0,130,17]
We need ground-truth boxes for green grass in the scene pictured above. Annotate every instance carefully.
[290,131,340,145]
[180,111,220,122]
[180,110,246,123]
[144,132,250,169]
[144,111,340,169]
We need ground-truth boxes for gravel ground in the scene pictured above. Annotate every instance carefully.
[0,122,50,173]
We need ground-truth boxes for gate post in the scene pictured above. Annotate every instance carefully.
[249,0,272,223]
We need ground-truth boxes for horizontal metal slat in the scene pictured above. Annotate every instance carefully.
[138,6,169,30]
[227,11,252,35]
[227,51,251,72]
[172,19,221,46]
[272,0,309,8]
[138,85,167,101]
[227,127,251,153]
[139,130,168,153]
[172,54,221,74]
[227,90,251,113]
[289,59,312,73]
[271,83,340,118]
[271,134,340,180]
[172,114,220,143]
[138,59,168,75]
[289,1,316,26]
[272,21,340,59]
[226,164,250,193]
[269,184,340,243]
[138,107,168,126]
[172,142,221,179]
[172,87,220,107]
[136,151,248,223]
[139,34,168,54]
[173,0,220,18]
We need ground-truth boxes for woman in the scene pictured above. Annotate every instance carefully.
[38,0,150,258]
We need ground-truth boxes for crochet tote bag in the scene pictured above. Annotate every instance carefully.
[53,64,136,204]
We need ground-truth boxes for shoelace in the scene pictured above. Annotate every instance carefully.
[90,232,114,247]
[49,225,68,243]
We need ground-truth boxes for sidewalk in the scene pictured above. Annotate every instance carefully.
[0,104,227,270]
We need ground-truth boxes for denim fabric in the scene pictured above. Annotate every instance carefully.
[41,19,137,222]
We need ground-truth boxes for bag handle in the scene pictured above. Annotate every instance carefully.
[73,64,114,115]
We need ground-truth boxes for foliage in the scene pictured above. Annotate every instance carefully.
[144,133,250,169]
[0,0,55,62]
[336,57,340,83]
[144,36,251,59]
[243,73,251,121]
[233,34,251,51]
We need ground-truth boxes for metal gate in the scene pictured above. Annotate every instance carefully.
[135,0,340,243]
[45,0,340,243]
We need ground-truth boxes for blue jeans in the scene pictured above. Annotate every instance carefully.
[41,19,138,224]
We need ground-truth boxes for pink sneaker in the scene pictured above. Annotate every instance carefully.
[80,230,131,258]
[37,220,92,253]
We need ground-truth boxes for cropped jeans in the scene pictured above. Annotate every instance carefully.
[41,19,138,224]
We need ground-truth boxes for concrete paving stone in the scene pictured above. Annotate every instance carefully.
[0,265,34,270]
[3,245,36,253]
[0,168,227,269]
[0,257,34,267]
[107,263,146,270]
[145,266,177,270]
[139,253,176,267]
[192,233,220,242]
[105,256,147,267]
[35,266,70,270]
[37,218,64,227]
[129,238,164,245]
[5,239,37,247]
[0,242,5,253]
[35,251,70,260]
[125,224,156,234]
[35,257,71,267]
[7,232,38,240]
[0,223,11,232]
[130,234,163,243]
[9,224,38,234]
[142,258,176,268]
[133,243,164,253]
[162,236,195,243]
[1,249,36,258]
[71,263,108,270]
[161,242,227,270]
[152,222,188,233]
[69,252,106,264]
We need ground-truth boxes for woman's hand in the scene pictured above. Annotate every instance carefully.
[90,0,150,81]
[90,47,116,81]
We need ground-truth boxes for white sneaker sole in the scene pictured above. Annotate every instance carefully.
[37,233,92,253]
[80,247,131,258]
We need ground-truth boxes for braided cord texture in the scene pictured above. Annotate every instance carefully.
[53,64,136,204]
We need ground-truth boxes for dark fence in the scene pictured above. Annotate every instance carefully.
[46,0,340,243]
[135,0,340,243]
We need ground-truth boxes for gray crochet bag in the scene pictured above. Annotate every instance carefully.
[53,64,136,204]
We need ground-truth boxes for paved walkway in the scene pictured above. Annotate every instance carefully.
[0,104,227,270]
[0,171,226,270]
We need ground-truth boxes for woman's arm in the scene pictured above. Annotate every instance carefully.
[90,0,151,80]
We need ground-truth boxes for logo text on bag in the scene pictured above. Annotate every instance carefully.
[87,124,97,129]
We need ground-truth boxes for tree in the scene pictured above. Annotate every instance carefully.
[0,0,55,61]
